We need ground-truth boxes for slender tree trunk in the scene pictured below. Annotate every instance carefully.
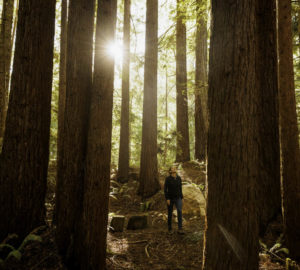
[118,0,131,183]
[194,0,208,162]
[0,0,55,240]
[57,0,68,166]
[176,0,190,162]
[203,0,259,269]
[255,0,281,235]
[0,0,15,141]
[278,0,300,260]
[55,0,95,264]
[138,0,160,199]
[79,1,117,268]
[164,66,168,165]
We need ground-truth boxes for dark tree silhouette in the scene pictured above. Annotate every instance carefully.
[0,0,56,240]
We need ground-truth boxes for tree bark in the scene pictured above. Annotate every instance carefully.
[117,0,131,183]
[255,0,281,235]
[203,0,259,269]
[194,0,208,162]
[277,0,300,260]
[55,0,95,264]
[176,0,190,163]
[0,0,15,141]
[78,0,117,268]
[57,0,68,167]
[138,0,160,199]
[0,0,55,240]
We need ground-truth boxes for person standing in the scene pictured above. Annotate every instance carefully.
[164,166,184,234]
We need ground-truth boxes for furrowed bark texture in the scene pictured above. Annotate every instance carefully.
[118,0,131,183]
[79,0,117,268]
[176,0,190,162]
[203,0,259,269]
[278,0,300,260]
[0,0,55,240]
[55,0,95,263]
[256,0,281,234]
[195,0,208,162]
[138,0,161,198]
[57,0,68,166]
[0,0,15,140]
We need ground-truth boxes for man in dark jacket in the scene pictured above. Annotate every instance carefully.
[164,166,184,234]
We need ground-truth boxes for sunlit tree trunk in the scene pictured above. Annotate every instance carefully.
[55,0,95,265]
[79,0,117,268]
[203,0,259,269]
[118,0,131,183]
[255,0,281,234]
[138,0,160,198]
[194,0,208,162]
[278,0,300,260]
[0,0,55,240]
[176,0,190,163]
[0,0,15,141]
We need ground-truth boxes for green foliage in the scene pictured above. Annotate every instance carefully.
[6,250,21,261]
[18,234,42,251]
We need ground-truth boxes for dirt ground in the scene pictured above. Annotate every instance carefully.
[2,161,299,270]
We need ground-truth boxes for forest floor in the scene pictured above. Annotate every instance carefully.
[2,161,299,270]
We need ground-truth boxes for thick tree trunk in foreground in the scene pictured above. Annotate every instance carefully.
[79,0,117,268]
[55,0,95,264]
[194,0,208,162]
[0,0,15,140]
[176,0,190,162]
[278,0,300,260]
[57,0,68,165]
[138,0,160,198]
[203,0,259,269]
[256,0,281,234]
[0,0,55,240]
[118,0,131,183]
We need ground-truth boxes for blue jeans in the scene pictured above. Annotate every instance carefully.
[167,198,182,230]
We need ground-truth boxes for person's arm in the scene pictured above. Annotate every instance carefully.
[164,178,171,205]
[179,176,183,199]
[164,177,170,200]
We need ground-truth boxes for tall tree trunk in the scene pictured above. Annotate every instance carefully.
[176,0,190,162]
[194,0,208,162]
[0,0,55,240]
[117,0,131,183]
[57,0,68,167]
[255,0,281,235]
[203,0,259,269]
[55,0,95,263]
[79,1,117,268]
[138,0,160,199]
[278,0,300,260]
[0,0,15,141]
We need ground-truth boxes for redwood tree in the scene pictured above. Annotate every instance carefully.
[117,0,131,183]
[55,0,95,263]
[194,0,208,162]
[79,0,117,268]
[0,0,56,240]
[203,0,259,269]
[57,0,68,163]
[0,0,15,140]
[278,0,300,260]
[176,0,190,162]
[138,0,160,198]
[255,0,281,234]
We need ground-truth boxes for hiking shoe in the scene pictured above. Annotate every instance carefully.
[168,228,173,234]
[177,229,185,235]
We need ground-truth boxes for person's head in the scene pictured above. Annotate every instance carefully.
[169,166,177,176]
